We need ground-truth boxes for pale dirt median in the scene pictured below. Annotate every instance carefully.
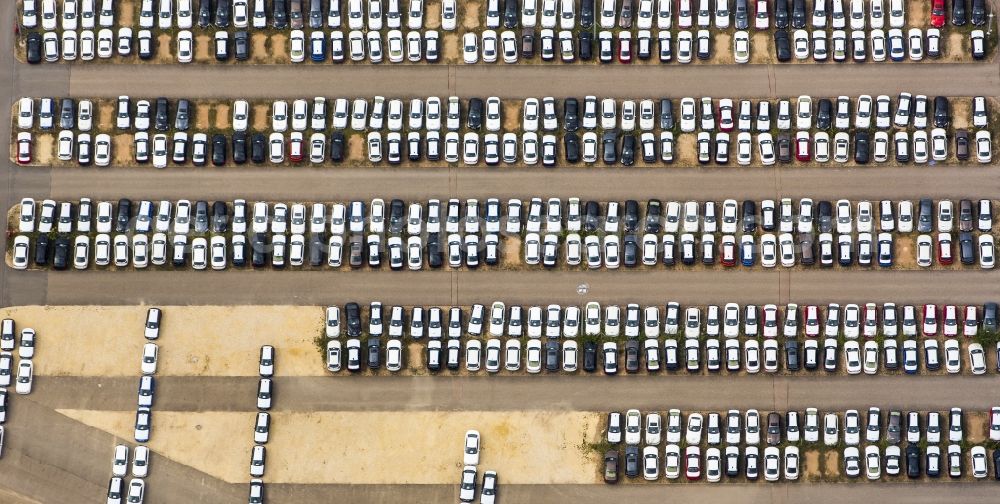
[57,409,603,485]
[0,305,324,377]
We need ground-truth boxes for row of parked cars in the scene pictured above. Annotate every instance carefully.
[318,301,1000,340]
[246,343,274,503]
[0,321,36,396]
[18,94,989,167]
[106,311,160,504]
[604,407,1000,482]
[318,301,1000,375]
[459,430,498,503]
[327,324,997,374]
[11,196,997,271]
[773,26,988,62]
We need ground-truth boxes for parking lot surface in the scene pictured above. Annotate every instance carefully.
[2,0,1000,502]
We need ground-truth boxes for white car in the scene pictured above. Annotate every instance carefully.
[176,30,193,63]
[733,30,750,63]
[15,360,34,395]
[140,343,158,375]
[462,32,479,63]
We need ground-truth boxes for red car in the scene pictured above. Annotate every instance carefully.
[685,446,702,480]
[721,236,737,266]
[795,131,811,161]
[718,100,735,131]
[617,32,632,63]
[288,133,304,162]
[16,132,31,165]
[938,233,953,265]
[922,304,938,336]
[931,0,946,27]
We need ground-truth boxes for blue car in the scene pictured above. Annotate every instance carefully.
[741,236,756,266]
[887,29,906,62]
[309,31,326,62]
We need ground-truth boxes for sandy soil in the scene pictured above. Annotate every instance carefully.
[97,103,114,131]
[895,236,916,269]
[119,0,136,26]
[214,104,231,130]
[347,134,365,161]
[804,450,821,480]
[271,34,289,62]
[952,100,971,129]
[253,104,270,131]
[112,134,132,165]
[195,105,211,130]
[503,102,521,132]
[946,33,965,62]
[909,0,929,26]
[505,236,523,266]
[58,410,603,484]
[195,35,213,62]
[0,306,325,377]
[823,450,839,478]
[425,2,442,30]
[967,411,987,442]
[714,33,733,65]
[463,2,482,29]
[676,133,696,165]
[251,34,269,63]
[35,134,54,164]
[156,34,173,62]
[751,32,773,63]
[443,33,461,62]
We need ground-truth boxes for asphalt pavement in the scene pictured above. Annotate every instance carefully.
[2,0,1000,502]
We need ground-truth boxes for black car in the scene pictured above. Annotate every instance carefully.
[53,237,70,270]
[816,99,832,129]
[993,449,1000,480]
[623,200,639,232]
[959,232,975,264]
[645,200,662,233]
[817,200,833,232]
[578,31,593,60]
[235,31,250,60]
[623,234,638,267]
[345,302,362,337]
[175,99,191,131]
[216,0,232,27]
[545,341,559,371]
[212,201,229,233]
[115,199,132,233]
[154,98,169,131]
[309,0,324,28]
[194,201,210,233]
[564,133,580,163]
[427,234,443,268]
[602,131,618,163]
[777,134,791,162]
[521,27,535,58]
[251,233,268,267]
[742,200,757,232]
[583,341,597,372]
[792,0,806,27]
[34,234,49,266]
[955,129,969,161]
[735,0,749,28]
[273,0,289,28]
[983,302,998,333]
[329,132,346,162]
[367,337,380,369]
[26,32,42,64]
[933,96,949,128]
[584,201,600,232]
[906,445,921,478]
[774,0,789,27]
[580,0,594,27]
[389,199,405,234]
[972,0,987,25]
[917,198,933,233]
[60,98,75,130]
[774,31,791,62]
[232,132,248,164]
[620,135,636,166]
[349,234,364,267]
[564,98,580,131]
[624,339,640,372]
[467,98,484,130]
[854,131,870,164]
[604,450,619,484]
[503,0,518,27]
[198,0,213,27]
[952,0,967,25]
[252,133,267,163]
[659,99,674,129]
[785,339,800,371]
[624,446,639,478]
